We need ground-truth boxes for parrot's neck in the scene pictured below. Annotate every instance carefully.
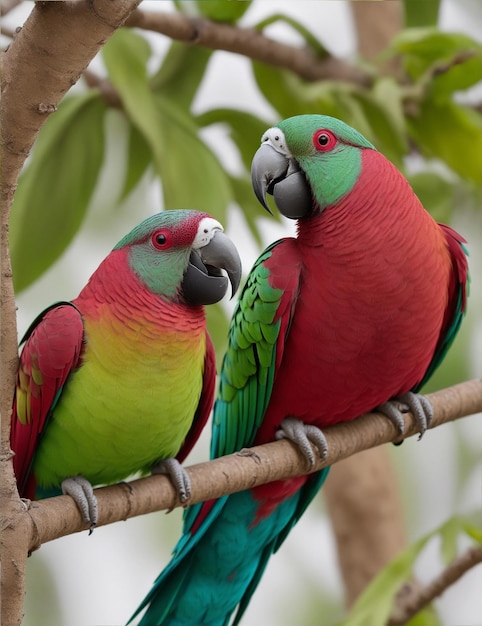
[74,248,206,333]
[297,149,435,252]
[281,147,451,425]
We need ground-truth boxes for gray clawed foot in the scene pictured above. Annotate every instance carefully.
[152,458,191,504]
[275,417,328,469]
[378,391,434,440]
[61,475,98,533]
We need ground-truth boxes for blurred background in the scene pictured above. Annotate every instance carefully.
[2,1,481,624]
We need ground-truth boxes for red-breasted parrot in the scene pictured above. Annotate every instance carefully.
[10,209,241,529]
[129,115,469,625]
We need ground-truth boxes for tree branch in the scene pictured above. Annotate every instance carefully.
[22,378,482,551]
[83,69,123,109]
[1,2,143,624]
[125,8,372,86]
[387,544,482,625]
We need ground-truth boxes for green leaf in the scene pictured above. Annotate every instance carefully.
[252,62,345,119]
[256,13,328,57]
[150,41,213,110]
[174,0,251,23]
[337,89,408,166]
[403,0,441,27]
[430,50,482,101]
[197,0,251,23]
[10,93,106,292]
[373,77,406,133]
[438,514,482,564]
[104,24,152,74]
[408,171,455,223]
[206,303,230,366]
[332,90,374,142]
[407,100,482,184]
[461,512,482,544]
[120,122,153,201]
[251,64,408,166]
[421,321,471,393]
[103,28,232,220]
[369,77,408,162]
[252,62,309,118]
[391,28,482,80]
[102,28,159,157]
[102,29,166,199]
[229,176,281,247]
[196,108,271,172]
[338,531,436,626]
[439,517,463,564]
[153,95,233,221]
[339,514,480,626]
[405,604,442,626]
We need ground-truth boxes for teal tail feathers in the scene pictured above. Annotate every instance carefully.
[128,470,329,626]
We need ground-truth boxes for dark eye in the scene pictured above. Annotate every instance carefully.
[313,129,337,152]
[151,231,172,250]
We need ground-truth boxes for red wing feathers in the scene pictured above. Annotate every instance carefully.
[176,332,216,464]
[11,303,84,498]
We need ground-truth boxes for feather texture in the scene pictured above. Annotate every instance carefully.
[11,211,222,502]
[130,117,469,626]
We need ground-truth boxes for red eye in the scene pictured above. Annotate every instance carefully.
[152,231,172,250]
[313,129,337,152]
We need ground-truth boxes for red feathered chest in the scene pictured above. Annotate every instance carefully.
[255,151,452,444]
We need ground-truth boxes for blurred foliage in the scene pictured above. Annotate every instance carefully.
[10,2,481,301]
[8,2,481,623]
[338,513,482,626]
[10,93,107,291]
[403,0,442,28]
[174,0,252,23]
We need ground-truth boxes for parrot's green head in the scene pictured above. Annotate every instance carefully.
[251,115,376,218]
[113,210,241,305]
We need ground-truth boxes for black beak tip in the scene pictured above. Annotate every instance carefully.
[181,232,242,306]
[228,267,242,299]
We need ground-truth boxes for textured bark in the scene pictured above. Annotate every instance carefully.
[23,379,482,548]
[1,3,143,624]
[125,8,371,85]
[1,4,478,624]
[388,545,482,625]
[351,0,403,75]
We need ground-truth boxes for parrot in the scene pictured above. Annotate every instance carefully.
[129,115,469,626]
[10,209,241,529]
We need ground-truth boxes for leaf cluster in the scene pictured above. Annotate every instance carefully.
[10,2,481,298]
[340,513,482,626]
[5,2,481,625]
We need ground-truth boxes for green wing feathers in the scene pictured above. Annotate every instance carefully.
[419,224,469,389]
[212,239,301,458]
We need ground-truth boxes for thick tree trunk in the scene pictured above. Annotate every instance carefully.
[351,0,403,75]
[324,447,406,606]
[0,3,142,623]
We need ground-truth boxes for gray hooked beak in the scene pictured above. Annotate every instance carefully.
[251,143,313,219]
[182,231,242,306]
